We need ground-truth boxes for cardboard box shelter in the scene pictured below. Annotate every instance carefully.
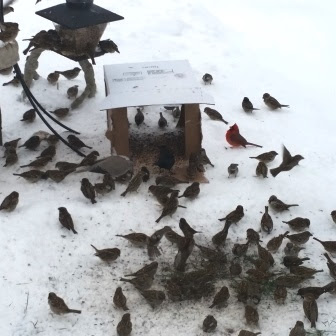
[100,60,214,161]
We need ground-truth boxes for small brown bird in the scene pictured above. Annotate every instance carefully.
[313,238,336,256]
[284,242,305,257]
[44,170,70,183]
[282,217,310,232]
[80,178,96,204]
[56,67,81,80]
[268,195,299,212]
[283,256,310,268]
[37,145,56,159]
[3,151,18,167]
[140,166,150,182]
[290,266,323,277]
[274,285,287,304]
[238,331,261,336]
[139,290,166,309]
[202,315,217,333]
[4,3,14,16]
[287,231,312,245]
[0,22,19,43]
[124,261,158,278]
[67,85,79,99]
[228,163,239,177]
[178,182,200,199]
[121,170,146,197]
[155,190,180,223]
[158,112,168,128]
[50,108,69,118]
[91,244,120,262]
[113,287,128,311]
[209,286,230,308]
[263,93,289,109]
[116,232,149,247]
[258,243,274,266]
[4,137,21,149]
[324,253,336,279]
[195,244,227,262]
[218,205,244,224]
[245,305,259,325]
[48,292,81,315]
[289,321,306,336]
[242,97,259,112]
[232,242,249,257]
[172,106,181,119]
[256,161,268,178]
[275,274,311,288]
[331,210,336,224]
[120,274,154,291]
[149,185,176,204]
[270,145,304,177]
[260,206,273,233]
[117,313,132,336]
[94,182,113,195]
[212,222,231,247]
[67,135,92,149]
[200,148,214,167]
[297,286,326,299]
[58,207,77,234]
[155,175,188,187]
[0,191,19,211]
[99,39,120,53]
[303,293,318,328]
[13,170,46,183]
[266,231,289,253]
[202,73,213,84]
[230,260,242,276]
[204,107,228,124]
[20,156,52,168]
[18,135,41,150]
[55,161,78,172]
[47,72,60,85]
[103,173,116,189]
[20,109,36,123]
[246,228,261,244]
[250,150,278,163]
[164,228,184,246]
[135,108,144,126]
[2,77,20,87]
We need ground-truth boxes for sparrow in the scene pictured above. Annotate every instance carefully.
[20,156,52,168]
[148,185,176,206]
[46,134,59,146]
[263,93,289,109]
[202,315,217,333]
[18,135,41,150]
[135,108,144,126]
[154,146,175,171]
[20,109,36,122]
[23,29,61,54]
[47,72,60,85]
[313,238,336,256]
[226,124,262,148]
[297,286,326,299]
[212,222,231,247]
[209,286,230,308]
[203,107,228,124]
[121,170,146,197]
[303,293,318,328]
[164,228,184,246]
[55,67,81,80]
[245,305,259,325]
[242,97,259,112]
[270,145,304,177]
[44,170,70,183]
[91,244,120,262]
[0,191,19,211]
[258,243,274,266]
[117,313,132,336]
[260,206,273,233]
[50,108,70,118]
[67,85,79,99]
[290,266,323,277]
[67,135,92,149]
[178,182,200,199]
[3,0,14,16]
[284,242,305,257]
[116,232,149,247]
[256,161,268,178]
[2,77,20,87]
[199,148,214,167]
[155,190,180,223]
[158,112,168,128]
[113,287,128,311]
[282,217,310,232]
[218,205,244,224]
[120,274,154,291]
[174,236,195,272]
[289,321,306,336]
[99,39,120,53]
[266,231,289,253]
[283,256,310,268]
[0,22,19,43]
[228,163,239,177]
[139,290,166,309]
[48,292,81,315]
[94,182,113,195]
[37,145,56,159]
[274,285,287,304]
[287,231,313,245]
[324,253,336,279]
[13,170,46,183]
[179,218,200,238]
[172,106,181,119]
[238,331,261,336]
[55,161,78,172]
[103,173,116,189]
[58,207,77,234]
[147,226,171,260]
[275,274,311,288]
[3,151,18,167]
[124,261,158,278]
[268,195,298,212]
[249,150,278,163]
[202,73,213,84]
[246,228,261,244]
[155,175,188,187]
[4,137,21,148]
[232,242,249,257]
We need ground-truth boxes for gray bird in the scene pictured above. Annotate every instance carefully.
[289,321,306,336]
[155,191,180,223]
[91,244,120,262]
[20,109,36,123]
[228,163,239,177]
[282,217,310,232]
[67,85,79,99]
[81,178,96,204]
[250,150,278,163]
[121,170,146,197]
[67,135,92,149]
[260,206,273,233]
[204,107,228,124]
[263,93,289,109]
[158,112,168,128]
[50,108,69,118]
[256,161,268,178]
[202,315,217,333]
[113,287,128,311]
[202,73,213,84]
[13,170,46,183]
[135,108,144,126]
[0,191,19,211]
[303,293,318,328]
[56,67,81,80]
[58,207,77,234]
[242,97,260,113]
[268,195,299,212]
[178,182,200,199]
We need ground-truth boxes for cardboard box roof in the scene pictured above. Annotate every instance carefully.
[100,59,215,110]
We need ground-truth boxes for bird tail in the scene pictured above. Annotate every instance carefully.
[246,142,263,148]
[91,244,98,252]
[270,167,281,177]
[177,195,184,198]
[209,303,215,308]
[155,216,163,223]
[218,218,225,221]
[120,190,127,197]
[288,204,299,208]
[13,173,21,176]
[313,237,323,244]
[178,205,187,208]
[284,231,290,237]
[85,145,93,149]
[68,309,81,314]
[302,257,310,261]
[281,105,290,108]
[72,228,78,234]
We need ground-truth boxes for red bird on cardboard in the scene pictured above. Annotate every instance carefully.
[226,124,262,148]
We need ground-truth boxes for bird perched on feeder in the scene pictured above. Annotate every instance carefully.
[226,124,262,148]
[303,293,318,328]
[80,178,96,204]
[202,73,213,84]
[263,93,289,110]
[55,67,81,80]
[120,170,146,197]
[20,109,36,123]
[91,244,120,262]
[47,72,60,85]
[135,108,144,126]
[58,207,77,234]
[270,145,304,177]
[242,97,259,113]
[203,107,228,123]
[67,85,79,99]
[50,108,70,118]
[67,135,92,150]
[0,191,19,212]
[13,170,46,183]
[268,195,298,212]
[0,22,19,43]
[256,161,268,178]
[228,163,239,177]
[250,150,278,163]
[48,292,81,315]
[158,112,168,128]
[178,182,200,200]
[99,39,120,53]
[154,146,175,171]
[2,77,20,87]
[18,135,40,150]
[113,287,128,311]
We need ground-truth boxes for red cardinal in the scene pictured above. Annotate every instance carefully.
[226,124,262,148]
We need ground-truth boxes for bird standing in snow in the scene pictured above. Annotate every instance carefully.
[203,107,228,123]
[48,292,81,315]
[263,93,289,109]
[158,112,168,128]
[0,191,19,211]
[226,124,262,148]
[202,73,213,84]
[242,97,259,112]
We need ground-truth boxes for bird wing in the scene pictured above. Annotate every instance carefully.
[4,0,17,7]
[229,132,247,146]
[282,145,292,164]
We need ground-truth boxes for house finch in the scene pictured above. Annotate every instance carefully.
[260,206,273,234]
[48,292,81,315]
[120,170,146,197]
[139,289,165,309]
[200,148,214,167]
[67,85,79,99]
[270,145,304,177]
[226,124,262,148]
[44,170,70,183]
[202,73,213,84]
[178,182,200,199]
[245,305,259,325]
[50,108,69,118]
[99,39,120,53]
[202,315,217,333]
[67,135,92,149]
[124,261,158,278]
[287,231,313,245]
[303,293,318,328]
[20,109,36,123]
[289,321,306,336]
[117,313,132,336]
[155,190,180,223]
[323,253,336,279]
[55,67,81,80]
[249,150,278,163]
[290,266,323,277]
[256,161,268,178]
[284,242,305,257]
[158,112,167,128]
[283,256,310,268]
[47,72,59,85]
[242,97,260,113]
[313,238,336,256]
[154,146,175,171]
[266,231,289,253]
[58,207,77,234]
[268,195,298,212]
[91,244,120,262]
[113,287,128,311]
[116,232,149,247]
[218,205,244,224]
[120,274,153,291]
[13,170,46,183]
[282,217,310,232]
[203,107,228,124]
[0,191,19,211]
[263,93,289,109]
[274,285,287,304]
[0,22,19,43]
[209,286,230,308]
[134,108,144,126]
[155,175,188,187]
[227,163,239,177]
[18,135,40,150]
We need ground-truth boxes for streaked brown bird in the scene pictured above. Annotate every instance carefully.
[283,256,310,268]
[246,228,261,244]
[67,85,79,99]
[91,244,120,262]
[274,285,287,304]
[50,108,69,118]
[260,205,273,233]
[200,147,214,167]
[121,170,146,197]
[245,305,259,325]
[284,242,305,257]
[155,190,180,223]
[290,266,323,277]
[124,261,158,278]
[37,145,56,159]
[195,244,227,262]
[209,286,230,308]
[228,163,239,177]
[232,242,249,257]
[202,73,213,84]
[158,112,168,128]
[324,253,336,279]
[47,72,59,85]
[55,67,81,80]
[218,205,244,224]
[256,161,268,178]
[113,287,128,311]
[13,170,46,183]
[266,231,289,253]
[258,243,274,266]
[178,182,200,199]
[99,39,120,53]
[282,217,310,232]
[165,228,184,246]
[313,237,336,256]
[48,292,81,315]
[120,274,153,291]
[0,22,19,43]
[18,135,40,150]
[297,286,326,299]
[148,185,176,205]
[139,290,165,309]
[81,178,96,204]
[203,315,217,333]
[204,107,228,124]
[0,191,19,211]
[250,150,278,163]
[135,108,144,126]
[289,321,306,336]
[179,218,200,238]
[3,150,18,167]
[287,231,312,245]
[323,281,336,295]
[117,313,132,336]
[20,156,52,168]
[212,222,231,247]
[44,170,70,183]
[268,195,298,212]
[242,97,259,113]
[263,93,289,109]
[20,109,36,123]
[58,207,77,234]
[46,134,59,145]
[174,236,195,272]
[275,274,311,288]
[303,293,318,328]
[67,135,92,149]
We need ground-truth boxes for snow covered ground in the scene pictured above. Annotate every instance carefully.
[1,0,336,335]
